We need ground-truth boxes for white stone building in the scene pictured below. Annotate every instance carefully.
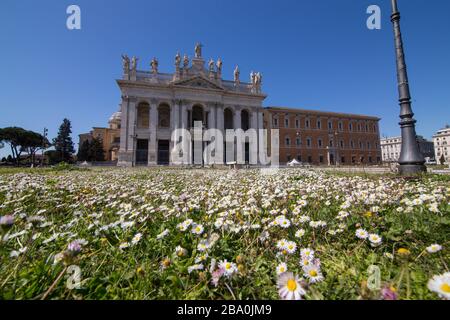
[380,136,402,162]
[117,44,266,166]
[381,135,434,163]
[433,126,450,164]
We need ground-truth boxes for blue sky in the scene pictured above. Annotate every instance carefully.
[1,0,449,157]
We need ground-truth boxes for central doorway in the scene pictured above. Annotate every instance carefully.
[157,140,170,165]
[135,139,148,165]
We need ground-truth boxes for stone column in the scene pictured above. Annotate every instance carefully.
[234,106,241,130]
[148,99,158,165]
[208,103,216,129]
[171,100,180,130]
[233,106,242,163]
[119,97,129,153]
[216,104,224,132]
[216,104,225,164]
[181,100,191,164]
[257,110,265,165]
[170,100,181,165]
[251,109,258,130]
[118,96,131,166]
[127,99,136,153]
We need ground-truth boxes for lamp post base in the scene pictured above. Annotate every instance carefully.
[398,164,427,175]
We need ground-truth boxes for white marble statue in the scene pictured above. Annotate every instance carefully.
[131,56,139,72]
[195,43,202,58]
[121,54,130,73]
[151,57,159,74]
[234,65,240,83]
[216,58,223,73]
[208,58,215,72]
[183,54,189,68]
[175,52,181,69]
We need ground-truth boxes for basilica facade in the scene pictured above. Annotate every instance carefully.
[117,44,267,166]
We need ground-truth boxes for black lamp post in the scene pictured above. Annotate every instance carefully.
[390,0,426,175]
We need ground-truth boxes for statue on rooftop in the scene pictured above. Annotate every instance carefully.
[150,57,158,74]
[208,58,215,72]
[256,72,262,86]
[250,71,256,85]
[131,56,139,72]
[175,52,181,69]
[216,58,223,73]
[121,54,130,74]
[183,54,189,68]
[195,42,202,58]
[234,65,240,85]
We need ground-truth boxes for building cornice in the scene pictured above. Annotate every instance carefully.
[265,106,381,121]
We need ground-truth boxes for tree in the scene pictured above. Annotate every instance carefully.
[0,127,29,166]
[53,119,75,163]
[88,138,105,162]
[439,154,446,165]
[0,128,50,166]
[22,130,49,166]
[77,139,90,162]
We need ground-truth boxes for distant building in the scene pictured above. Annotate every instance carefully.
[433,125,450,164]
[79,111,121,161]
[381,135,435,163]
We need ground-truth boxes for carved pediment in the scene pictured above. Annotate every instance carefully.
[173,76,224,91]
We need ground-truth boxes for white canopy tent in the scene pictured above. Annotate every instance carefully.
[287,158,301,167]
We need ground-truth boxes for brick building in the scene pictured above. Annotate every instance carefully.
[263,107,381,165]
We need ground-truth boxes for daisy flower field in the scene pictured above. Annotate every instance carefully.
[0,167,448,300]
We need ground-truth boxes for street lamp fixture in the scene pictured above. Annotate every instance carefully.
[390,0,426,175]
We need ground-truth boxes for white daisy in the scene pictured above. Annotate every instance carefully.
[303,264,324,283]
[300,248,315,260]
[131,232,142,245]
[285,241,297,254]
[156,229,169,240]
[337,211,349,220]
[427,272,450,300]
[295,229,305,238]
[192,224,204,235]
[187,264,204,274]
[218,259,238,277]
[276,262,288,275]
[276,239,288,251]
[426,244,442,253]
[368,234,382,247]
[277,272,306,300]
[355,228,369,240]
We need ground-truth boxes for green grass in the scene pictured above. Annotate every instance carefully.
[0,168,448,300]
